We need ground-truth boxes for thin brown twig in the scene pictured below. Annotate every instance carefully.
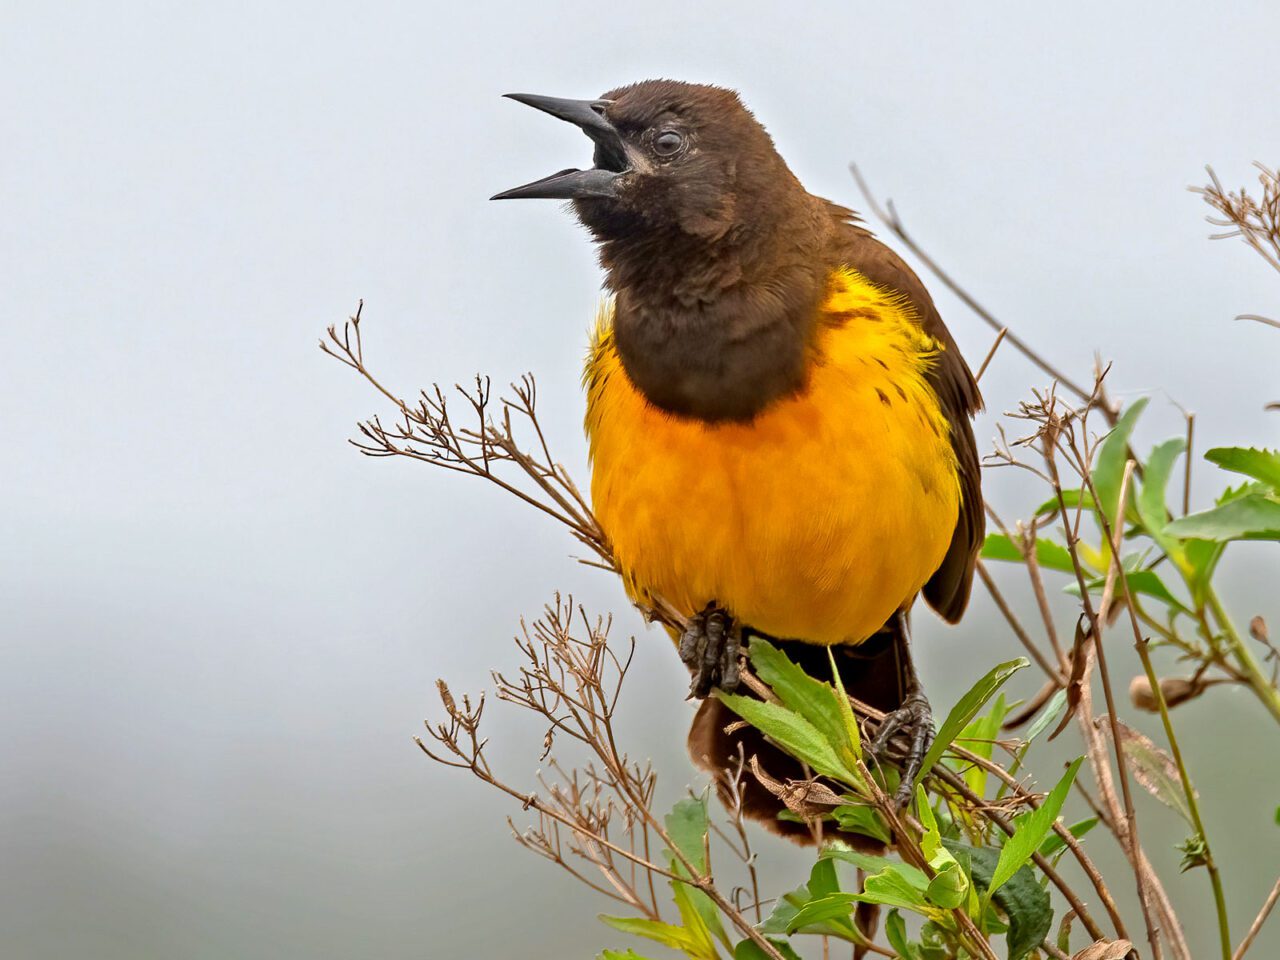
[1233,876,1280,960]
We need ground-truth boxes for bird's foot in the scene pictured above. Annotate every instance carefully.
[870,691,935,808]
[679,602,742,698]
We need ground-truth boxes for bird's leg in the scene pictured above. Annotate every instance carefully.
[869,610,934,808]
[679,601,742,698]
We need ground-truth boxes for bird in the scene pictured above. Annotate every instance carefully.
[492,80,983,831]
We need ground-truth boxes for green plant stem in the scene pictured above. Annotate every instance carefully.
[1206,589,1280,724]
[1133,635,1232,960]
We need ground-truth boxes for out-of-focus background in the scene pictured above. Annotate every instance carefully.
[3,2,1278,958]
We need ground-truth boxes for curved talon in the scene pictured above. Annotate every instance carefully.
[870,691,935,808]
[680,602,742,698]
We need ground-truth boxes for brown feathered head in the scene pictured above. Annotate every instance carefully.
[492,80,800,244]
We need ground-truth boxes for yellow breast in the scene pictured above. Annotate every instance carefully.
[584,267,961,646]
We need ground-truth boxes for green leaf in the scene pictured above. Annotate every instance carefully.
[917,658,1029,785]
[945,842,1052,960]
[857,866,941,916]
[1205,446,1280,490]
[1094,397,1149,528]
[670,879,722,956]
[599,950,660,960]
[885,909,918,959]
[808,856,841,898]
[748,640,857,765]
[599,916,706,956]
[1165,494,1280,541]
[988,757,1082,896]
[1137,438,1187,535]
[662,796,730,951]
[951,693,1008,798]
[762,858,863,943]
[665,796,710,874]
[926,860,969,909]
[1177,833,1208,871]
[1065,568,1191,616]
[1024,689,1069,743]
[823,846,930,890]
[1035,487,1094,517]
[1037,817,1099,857]
[715,693,853,781]
[784,893,858,934]
[980,533,1077,572]
[1183,537,1227,606]
[827,647,864,765]
[832,803,891,844]
[734,939,803,960]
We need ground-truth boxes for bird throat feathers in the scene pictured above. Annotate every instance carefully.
[593,263,947,426]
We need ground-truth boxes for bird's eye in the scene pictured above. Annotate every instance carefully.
[653,129,684,156]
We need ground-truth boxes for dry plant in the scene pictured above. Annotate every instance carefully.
[321,162,1280,960]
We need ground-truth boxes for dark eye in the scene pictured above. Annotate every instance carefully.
[653,129,684,156]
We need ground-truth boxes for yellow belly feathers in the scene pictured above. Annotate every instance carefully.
[584,266,961,646]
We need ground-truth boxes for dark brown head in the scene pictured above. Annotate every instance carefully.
[493,81,832,421]
[493,80,806,254]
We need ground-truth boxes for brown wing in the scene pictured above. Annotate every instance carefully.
[829,207,984,622]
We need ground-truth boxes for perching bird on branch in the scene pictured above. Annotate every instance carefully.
[493,80,982,828]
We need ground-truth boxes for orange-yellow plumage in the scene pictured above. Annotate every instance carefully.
[585,266,962,646]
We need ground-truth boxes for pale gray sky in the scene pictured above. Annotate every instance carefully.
[3,2,1278,958]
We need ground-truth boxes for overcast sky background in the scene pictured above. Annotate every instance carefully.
[3,2,1279,958]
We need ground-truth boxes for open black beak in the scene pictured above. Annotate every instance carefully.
[491,93,630,201]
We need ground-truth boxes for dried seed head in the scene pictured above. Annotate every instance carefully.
[1128,674,1205,712]
[436,678,458,718]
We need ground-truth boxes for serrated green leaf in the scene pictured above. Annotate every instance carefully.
[1205,446,1280,490]
[988,757,1082,896]
[1094,398,1149,529]
[749,640,857,766]
[716,693,854,781]
[918,659,1029,785]
[1219,479,1272,504]
[1165,495,1280,541]
[980,533,1077,572]
[945,842,1053,960]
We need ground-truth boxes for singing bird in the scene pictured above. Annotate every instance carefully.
[493,80,982,825]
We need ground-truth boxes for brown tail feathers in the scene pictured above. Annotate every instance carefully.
[687,625,908,846]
